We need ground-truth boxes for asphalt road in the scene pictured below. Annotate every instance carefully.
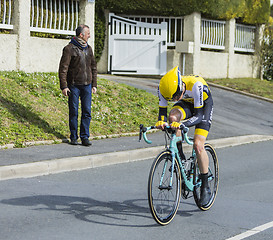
[0,74,272,239]
[0,140,272,240]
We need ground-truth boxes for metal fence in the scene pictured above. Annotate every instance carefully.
[200,18,226,50]
[121,15,184,47]
[234,23,256,52]
[0,1,256,52]
[30,0,79,35]
[0,0,13,30]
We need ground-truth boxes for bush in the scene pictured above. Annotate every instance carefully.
[95,0,270,23]
[261,17,273,81]
[95,10,106,62]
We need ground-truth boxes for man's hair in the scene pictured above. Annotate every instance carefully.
[75,24,89,36]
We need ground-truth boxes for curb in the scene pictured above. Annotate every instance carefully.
[0,134,272,181]
[0,130,158,150]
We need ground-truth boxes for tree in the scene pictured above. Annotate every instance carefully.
[261,16,273,80]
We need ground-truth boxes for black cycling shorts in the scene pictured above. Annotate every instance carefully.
[172,97,213,138]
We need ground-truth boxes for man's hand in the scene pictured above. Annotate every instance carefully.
[62,88,70,96]
[155,121,168,130]
[92,87,97,94]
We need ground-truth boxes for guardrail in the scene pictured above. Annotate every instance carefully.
[30,0,79,35]
[234,23,256,53]
[201,18,226,50]
[0,0,13,30]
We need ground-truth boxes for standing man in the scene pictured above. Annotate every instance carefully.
[59,24,97,146]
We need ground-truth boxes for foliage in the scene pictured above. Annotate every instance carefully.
[242,0,270,24]
[261,17,273,81]
[96,0,270,24]
[94,12,106,62]
[0,71,158,146]
[30,32,72,39]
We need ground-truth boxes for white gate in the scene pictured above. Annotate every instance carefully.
[108,13,167,75]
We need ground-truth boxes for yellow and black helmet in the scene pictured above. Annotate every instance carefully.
[159,66,183,101]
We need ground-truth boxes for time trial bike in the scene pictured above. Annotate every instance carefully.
[139,124,219,225]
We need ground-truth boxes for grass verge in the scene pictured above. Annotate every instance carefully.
[0,72,272,148]
[206,78,273,100]
[0,71,158,147]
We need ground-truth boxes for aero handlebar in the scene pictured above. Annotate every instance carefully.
[139,124,191,145]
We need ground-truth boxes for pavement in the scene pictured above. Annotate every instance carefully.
[0,74,273,181]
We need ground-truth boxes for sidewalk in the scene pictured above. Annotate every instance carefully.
[0,129,272,181]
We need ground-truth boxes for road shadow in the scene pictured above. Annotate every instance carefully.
[0,96,66,139]
[1,195,198,227]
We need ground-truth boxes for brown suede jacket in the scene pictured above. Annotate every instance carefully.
[59,42,97,90]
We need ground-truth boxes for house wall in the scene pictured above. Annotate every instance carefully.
[0,4,262,78]
[172,12,262,79]
[0,0,94,73]
[0,34,17,71]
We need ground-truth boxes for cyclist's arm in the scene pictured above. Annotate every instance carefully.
[182,81,204,127]
[183,107,203,128]
[158,88,168,122]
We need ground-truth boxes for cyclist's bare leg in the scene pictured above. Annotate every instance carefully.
[169,109,182,138]
[193,134,209,174]
[169,108,211,205]
[169,109,185,159]
[194,134,211,206]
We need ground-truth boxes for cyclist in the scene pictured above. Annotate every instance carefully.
[156,66,213,207]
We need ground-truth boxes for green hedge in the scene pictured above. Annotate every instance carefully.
[95,0,270,24]
[95,8,106,62]
[261,16,273,81]
[257,6,273,81]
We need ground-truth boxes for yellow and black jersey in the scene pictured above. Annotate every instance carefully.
[181,75,211,108]
[158,75,213,137]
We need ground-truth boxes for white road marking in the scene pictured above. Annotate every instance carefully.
[226,221,273,240]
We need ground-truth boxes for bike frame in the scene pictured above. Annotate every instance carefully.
[142,126,201,192]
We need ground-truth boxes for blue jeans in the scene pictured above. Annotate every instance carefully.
[68,84,92,140]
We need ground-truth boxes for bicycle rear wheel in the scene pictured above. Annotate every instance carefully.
[148,151,181,225]
[193,143,219,211]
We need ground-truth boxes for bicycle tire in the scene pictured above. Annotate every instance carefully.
[148,151,181,225]
[193,143,219,211]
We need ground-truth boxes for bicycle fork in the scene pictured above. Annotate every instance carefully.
[158,138,177,190]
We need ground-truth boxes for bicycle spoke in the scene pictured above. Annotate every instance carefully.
[193,144,219,211]
[148,151,181,225]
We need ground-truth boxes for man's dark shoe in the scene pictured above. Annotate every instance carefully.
[70,139,78,145]
[82,138,92,146]
[199,186,211,207]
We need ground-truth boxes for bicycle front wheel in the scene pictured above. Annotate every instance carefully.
[193,143,219,211]
[148,151,181,225]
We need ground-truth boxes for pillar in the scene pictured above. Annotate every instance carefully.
[183,12,201,75]
[79,0,95,50]
[13,0,31,71]
[225,18,235,78]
